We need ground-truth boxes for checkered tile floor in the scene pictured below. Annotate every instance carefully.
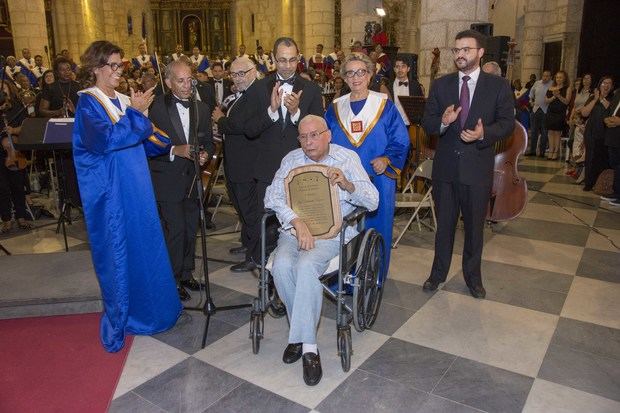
[64,158,620,412]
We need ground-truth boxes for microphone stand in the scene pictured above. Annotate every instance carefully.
[183,82,251,349]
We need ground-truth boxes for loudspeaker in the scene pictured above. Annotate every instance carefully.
[483,35,510,75]
[470,23,493,37]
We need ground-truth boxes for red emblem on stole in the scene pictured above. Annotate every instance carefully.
[351,120,363,133]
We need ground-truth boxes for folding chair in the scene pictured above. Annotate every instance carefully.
[392,159,436,248]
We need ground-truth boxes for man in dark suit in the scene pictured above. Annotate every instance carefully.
[148,59,215,301]
[207,61,233,107]
[212,57,273,267]
[228,36,324,272]
[603,92,620,206]
[421,29,514,299]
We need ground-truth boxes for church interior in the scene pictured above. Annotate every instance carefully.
[0,0,619,412]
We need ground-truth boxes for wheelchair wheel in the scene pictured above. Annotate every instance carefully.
[337,327,352,372]
[250,299,264,354]
[352,229,386,332]
[267,275,287,318]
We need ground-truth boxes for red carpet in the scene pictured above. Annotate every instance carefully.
[0,313,132,413]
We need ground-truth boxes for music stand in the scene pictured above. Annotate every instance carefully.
[17,117,76,251]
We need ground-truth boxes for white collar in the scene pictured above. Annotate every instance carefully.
[459,66,480,83]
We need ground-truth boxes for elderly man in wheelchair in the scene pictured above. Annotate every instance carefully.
[261,114,379,386]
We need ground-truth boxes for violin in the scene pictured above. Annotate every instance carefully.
[2,113,28,171]
[487,120,528,221]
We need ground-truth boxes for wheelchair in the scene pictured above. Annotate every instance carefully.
[249,207,386,372]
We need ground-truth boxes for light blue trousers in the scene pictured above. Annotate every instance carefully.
[271,232,340,344]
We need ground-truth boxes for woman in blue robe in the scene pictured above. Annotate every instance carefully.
[73,41,181,352]
[325,53,410,274]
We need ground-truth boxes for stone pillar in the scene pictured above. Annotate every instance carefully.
[7,0,48,62]
[520,0,546,82]
[303,0,334,59]
[341,0,381,51]
[418,0,489,91]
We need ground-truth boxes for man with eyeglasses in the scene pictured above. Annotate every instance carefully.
[421,29,514,299]
[265,114,378,385]
[147,59,214,301]
[228,36,323,273]
[212,57,273,266]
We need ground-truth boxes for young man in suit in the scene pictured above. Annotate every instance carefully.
[148,59,215,301]
[390,55,425,126]
[207,61,233,107]
[421,29,514,299]
[229,37,324,272]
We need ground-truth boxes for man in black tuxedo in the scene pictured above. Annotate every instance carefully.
[228,36,324,272]
[212,57,273,268]
[208,61,234,107]
[148,59,215,301]
[421,30,514,299]
[390,55,425,126]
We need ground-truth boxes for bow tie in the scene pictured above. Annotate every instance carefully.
[214,80,223,84]
[173,96,191,109]
[399,81,409,87]
[278,76,295,86]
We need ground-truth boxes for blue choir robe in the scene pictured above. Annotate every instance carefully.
[325,91,410,273]
[72,87,181,352]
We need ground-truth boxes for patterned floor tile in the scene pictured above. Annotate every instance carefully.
[432,357,534,413]
[389,245,462,286]
[113,336,189,399]
[194,316,388,409]
[317,369,480,413]
[520,171,557,182]
[494,217,590,247]
[443,260,573,314]
[519,203,597,226]
[537,343,620,402]
[529,191,599,210]
[539,182,601,198]
[518,165,562,174]
[585,228,620,252]
[576,248,620,283]
[550,317,620,360]
[358,338,456,392]
[561,276,620,329]
[109,391,168,413]
[523,379,620,413]
[482,234,584,275]
[132,357,244,412]
[393,291,558,377]
[594,209,620,230]
[527,181,545,191]
[205,382,308,413]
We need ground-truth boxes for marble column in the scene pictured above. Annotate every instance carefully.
[7,0,48,63]
[418,0,489,91]
[520,0,546,82]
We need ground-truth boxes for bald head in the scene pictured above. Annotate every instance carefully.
[230,57,256,91]
[482,61,502,76]
[298,115,332,162]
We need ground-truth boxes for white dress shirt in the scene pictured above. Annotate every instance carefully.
[439,66,480,133]
[393,78,411,126]
[529,79,551,113]
[213,79,224,105]
[169,95,190,161]
[267,75,301,124]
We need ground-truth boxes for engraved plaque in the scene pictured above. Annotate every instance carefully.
[284,164,342,239]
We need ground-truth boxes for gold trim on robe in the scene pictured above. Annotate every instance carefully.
[333,91,387,148]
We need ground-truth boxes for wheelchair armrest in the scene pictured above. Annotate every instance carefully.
[343,207,367,224]
[263,209,276,218]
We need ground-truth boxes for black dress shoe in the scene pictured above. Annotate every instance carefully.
[180,278,203,291]
[422,278,440,291]
[302,351,322,386]
[229,245,247,254]
[177,285,191,301]
[468,285,486,299]
[282,343,302,364]
[230,260,257,272]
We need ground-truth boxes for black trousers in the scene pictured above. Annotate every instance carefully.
[244,180,279,264]
[429,180,492,287]
[226,179,261,262]
[0,163,27,221]
[157,197,199,282]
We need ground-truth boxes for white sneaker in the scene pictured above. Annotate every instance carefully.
[609,199,620,207]
[601,195,617,202]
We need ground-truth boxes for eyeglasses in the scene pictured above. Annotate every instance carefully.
[451,47,481,55]
[230,68,253,78]
[298,129,328,142]
[102,62,123,71]
[344,68,368,78]
[276,57,299,65]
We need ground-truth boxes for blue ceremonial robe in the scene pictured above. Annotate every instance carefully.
[73,92,182,352]
[326,95,409,273]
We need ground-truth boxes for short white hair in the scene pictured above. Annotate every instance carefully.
[299,114,327,131]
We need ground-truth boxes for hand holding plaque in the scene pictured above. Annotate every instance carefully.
[285,164,343,240]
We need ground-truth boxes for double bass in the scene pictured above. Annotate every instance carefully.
[487,120,528,221]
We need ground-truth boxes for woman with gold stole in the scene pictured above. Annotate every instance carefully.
[325,53,410,273]
[73,41,181,352]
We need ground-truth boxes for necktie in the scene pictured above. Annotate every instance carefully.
[459,75,470,129]
[399,81,408,87]
[174,96,190,109]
